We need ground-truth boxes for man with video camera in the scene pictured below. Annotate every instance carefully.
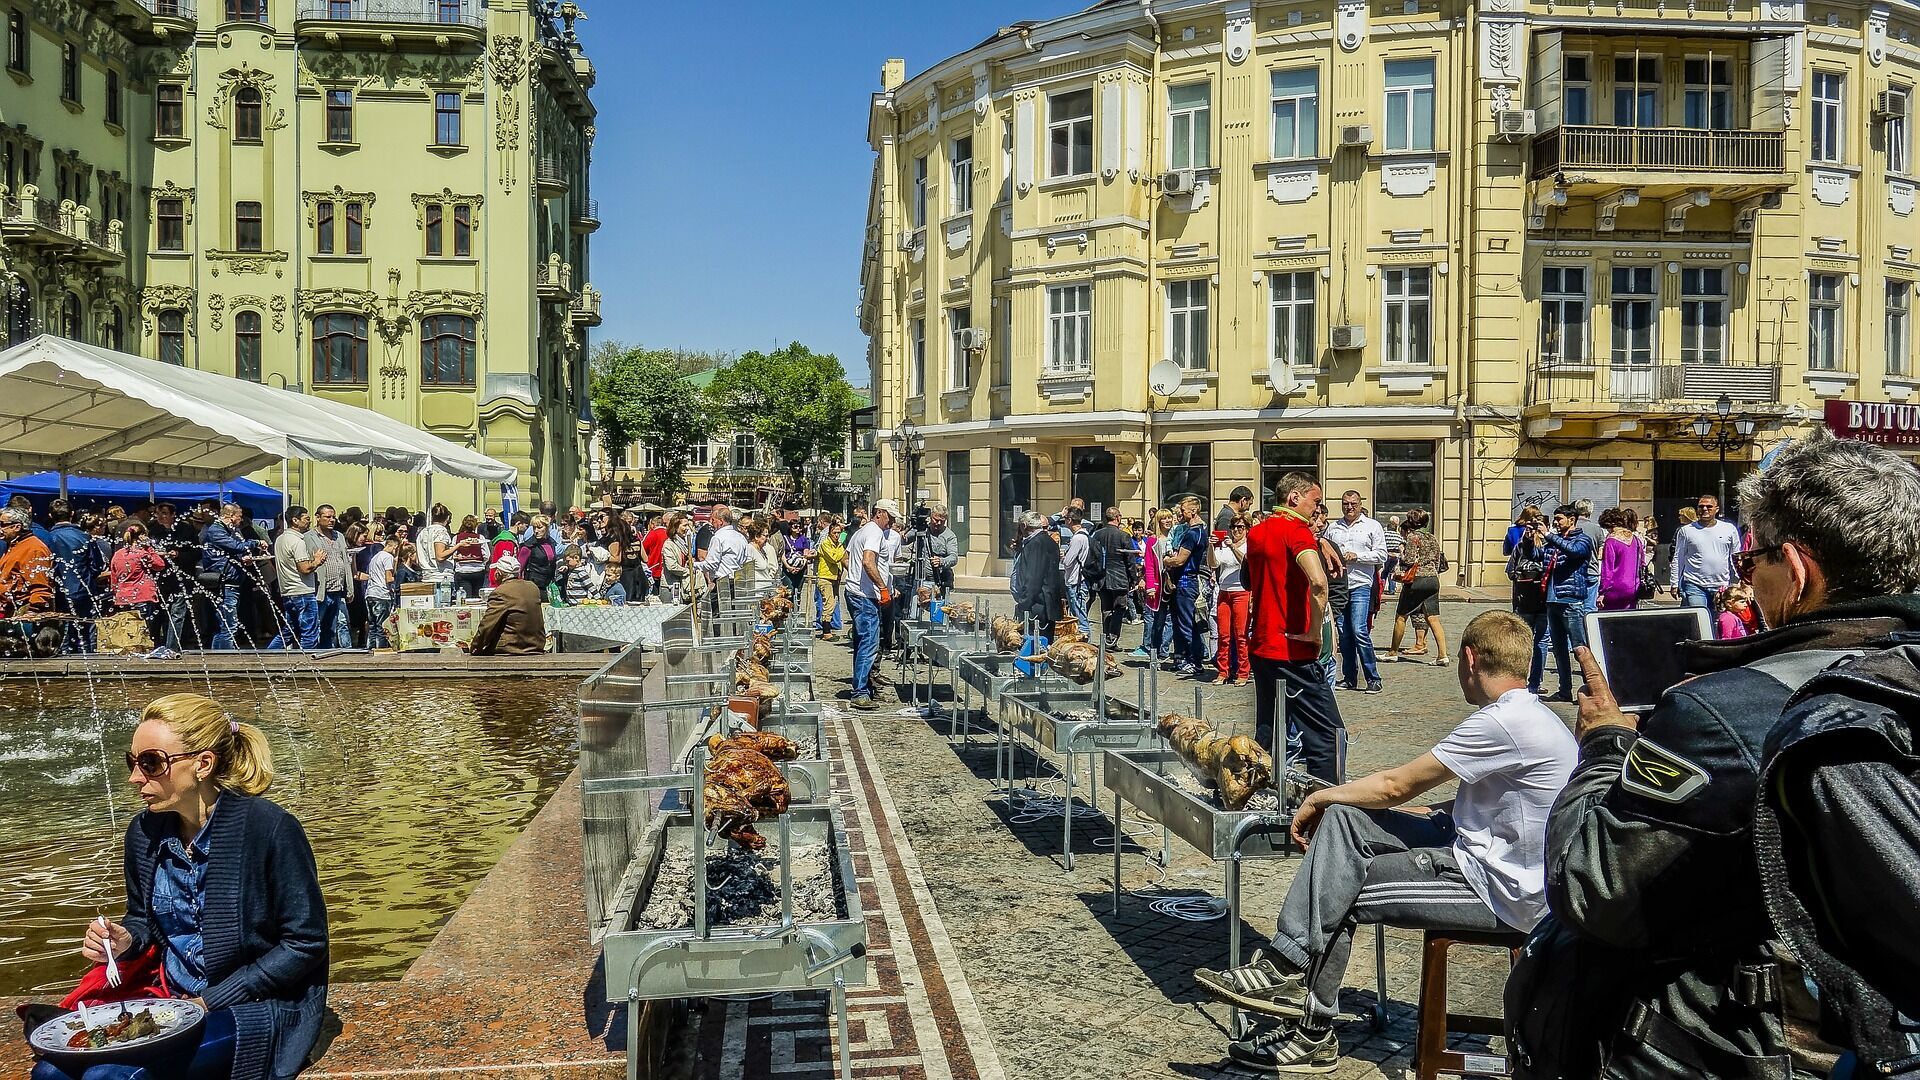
[901,502,958,604]
[1506,429,1920,1079]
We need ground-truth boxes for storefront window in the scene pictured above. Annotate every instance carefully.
[1372,441,1436,516]
[997,448,1030,558]
[1158,443,1212,508]
[1259,443,1321,505]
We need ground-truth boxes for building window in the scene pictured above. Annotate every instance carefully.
[997,448,1031,557]
[910,154,927,228]
[235,201,262,252]
[908,317,925,397]
[157,85,184,137]
[60,292,82,339]
[6,10,25,74]
[234,310,262,381]
[1166,278,1209,370]
[1383,59,1436,152]
[1046,283,1091,373]
[947,306,971,390]
[1373,441,1436,516]
[104,307,124,351]
[1270,68,1319,159]
[689,440,710,469]
[992,299,1010,388]
[225,0,265,21]
[315,201,335,253]
[1614,55,1661,126]
[434,91,461,146]
[425,203,443,256]
[950,136,972,214]
[1889,86,1912,175]
[1888,281,1911,377]
[1808,273,1843,371]
[345,200,363,255]
[1812,71,1844,163]
[420,313,477,385]
[61,42,78,103]
[156,198,185,252]
[1683,55,1733,130]
[311,313,368,384]
[157,310,187,365]
[1680,267,1726,364]
[437,0,462,21]
[234,86,261,141]
[1382,267,1433,365]
[1158,443,1212,506]
[1610,266,1658,367]
[1167,82,1211,170]
[1048,88,1094,178]
[730,433,759,472]
[106,70,120,126]
[1539,266,1589,365]
[1564,54,1591,125]
[452,204,471,256]
[1260,443,1321,504]
[1269,271,1316,367]
[325,88,354,143]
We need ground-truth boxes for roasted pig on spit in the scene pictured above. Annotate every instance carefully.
[702,741,792,850]
[748,630,774,665]
[706,730,800,761]
[1156,712,1275,811]
[1046,639,1119,684]
[760,587,795,627]
[990,614,1024,654]
[734,659,771,690]
[943,600,976,626]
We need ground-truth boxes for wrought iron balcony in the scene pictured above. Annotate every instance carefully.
[294,0,484,30]
[570,285,602,327]
[140,0,196,18]
[535,155,571,194]
[1532,125,1787,179]
[570,198,600,232]
[1530,358,1782,410]
[536,257,574,300]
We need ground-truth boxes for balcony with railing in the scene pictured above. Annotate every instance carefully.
[1531,125,1791,192]
[570,285,601,327]
[1530,358,1782,412]
[139,0,196,20]
[536,256,574,301]
[570,198,600,233]
[534,155,571,195]
[294,0,485,38]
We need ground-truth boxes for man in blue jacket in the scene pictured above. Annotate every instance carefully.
[200,502,266,650]
[42,500,98,653]
[1531,503,1592,702]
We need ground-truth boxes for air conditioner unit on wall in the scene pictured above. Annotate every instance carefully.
[1496,109,1537,138]
[1339,124,1373,149]
[897,231,918,252]
[1161,169,1197,195]
[957,327,987,351]
[1876,89,1910,120]
[1330,325,1366,351]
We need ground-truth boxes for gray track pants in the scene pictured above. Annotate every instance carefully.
[1268,803,1508,1027]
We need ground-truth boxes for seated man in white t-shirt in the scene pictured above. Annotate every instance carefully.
[1195,610,1577,1074]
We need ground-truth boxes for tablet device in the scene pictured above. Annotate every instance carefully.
[1584,608,1713,713]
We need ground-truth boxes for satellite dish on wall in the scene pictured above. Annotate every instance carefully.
[1267,358,1304,395]
[1148,359,1184,397]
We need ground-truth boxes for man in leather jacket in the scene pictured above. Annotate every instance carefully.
[1506,428,1920,1079]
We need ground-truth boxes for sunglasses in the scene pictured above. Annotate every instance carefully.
[1733,545,1783,582]
[124,748,207,779]
[1696,503,1718,511]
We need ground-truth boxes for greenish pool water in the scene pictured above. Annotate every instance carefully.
[0,676,579,995]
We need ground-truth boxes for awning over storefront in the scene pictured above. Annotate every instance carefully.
[0,335,518,484]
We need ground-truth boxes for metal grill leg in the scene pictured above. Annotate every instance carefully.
[1374,923,1389,1028]
[834,974,852,1080]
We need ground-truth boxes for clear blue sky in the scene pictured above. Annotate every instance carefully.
[587,1,1086,388]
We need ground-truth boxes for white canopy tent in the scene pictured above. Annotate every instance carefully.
[0,336,517,493]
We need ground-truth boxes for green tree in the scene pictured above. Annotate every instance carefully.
[589,344,712,503]
[705,343,862,506]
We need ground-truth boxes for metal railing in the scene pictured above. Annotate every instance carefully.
[572,197,600,222]
[536,259,574,293]
[1531,359,1782,407]
[140,0,197,17]
[535,155,571,189]
[1533,125,1786,176]
[294,0,484,28]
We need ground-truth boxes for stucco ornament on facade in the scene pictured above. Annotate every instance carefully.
[1224,1,1254,64]
[138,285,195,336]
[1868,5,1890,64]
[222,294,274,332]
[1336,0,1368,51]
[489,37,530,192]
[205,65,286,132]
[302,187,377,228]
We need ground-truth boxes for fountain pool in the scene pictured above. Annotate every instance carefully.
[0,676,579,995]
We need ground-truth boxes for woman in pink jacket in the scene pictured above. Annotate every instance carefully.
[109,520,170,645]
[1597,507,1646,611]
[1130,509,1175,662]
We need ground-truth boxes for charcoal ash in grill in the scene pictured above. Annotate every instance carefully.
[1164,765,1282,813]
[636,840,844,930]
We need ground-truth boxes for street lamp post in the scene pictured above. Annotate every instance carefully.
[1690,393,1760,509]
[890,419,925,511]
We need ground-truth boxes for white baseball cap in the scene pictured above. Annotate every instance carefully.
[872,499,902,517]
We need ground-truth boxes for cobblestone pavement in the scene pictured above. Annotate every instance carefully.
[819,596,1575,1080]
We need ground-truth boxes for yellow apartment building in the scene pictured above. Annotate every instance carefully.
[1,0,599,515]
[860,0,1920,583]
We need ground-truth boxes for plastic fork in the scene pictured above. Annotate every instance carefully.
[97,916,121,989]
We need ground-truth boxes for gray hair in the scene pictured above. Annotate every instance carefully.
[1018,510,1048,529]
[1738,428,1920,600]
[1573,498,1594,517]
[0,506,30,527]
[923,501,947,516]
[220,502,244,519]
[710,505,736,527]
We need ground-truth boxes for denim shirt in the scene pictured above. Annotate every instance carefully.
[151,801,217,995]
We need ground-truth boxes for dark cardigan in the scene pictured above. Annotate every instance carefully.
[120,794,329,1080]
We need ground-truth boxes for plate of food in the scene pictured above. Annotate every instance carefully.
[29,998,205,1069]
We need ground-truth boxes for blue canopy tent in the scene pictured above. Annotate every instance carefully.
[0,472,284,519]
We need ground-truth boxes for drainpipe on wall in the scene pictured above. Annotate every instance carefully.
[1140,0,1163,519]
[1454,4,1476,586]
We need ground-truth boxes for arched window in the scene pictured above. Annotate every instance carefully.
[4,284,31,347]
[61,292,82,340]
[157,310,186,365]
[235,310,262,381]
[419,314,476,386]
[311,312,367,384]
[104,307,124,351]
[234,87,262,142]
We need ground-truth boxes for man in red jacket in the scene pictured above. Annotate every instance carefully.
[640,515,669,601]
[1244,472,1344,784]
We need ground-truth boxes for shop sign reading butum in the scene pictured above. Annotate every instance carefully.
[1825,400,1920,447]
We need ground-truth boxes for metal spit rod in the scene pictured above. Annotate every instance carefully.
[778,763,794,930]
[692,744,709,941]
